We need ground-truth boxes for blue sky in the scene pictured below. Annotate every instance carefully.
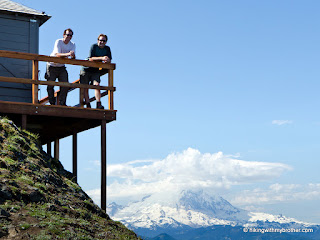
[13,0,320,223]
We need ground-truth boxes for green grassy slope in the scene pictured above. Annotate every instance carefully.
[0,117,140,240]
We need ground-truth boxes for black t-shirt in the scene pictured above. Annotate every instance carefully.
[83,43,112,72]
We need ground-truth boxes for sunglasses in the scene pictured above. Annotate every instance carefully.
[98,39,106,42]
[65,34,73,37]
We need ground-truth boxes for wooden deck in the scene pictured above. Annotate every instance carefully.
[0,50,117,211]
[0,101,116,144]
[0,49,117,143]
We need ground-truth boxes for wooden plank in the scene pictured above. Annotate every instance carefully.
[108,92,114,110]
[108,69,114,87]
[0,50,116,70]
[32,60,38,104]
[0,111,115,145]
[0,101,117,120]
[108,70,114,110]
[101,120,107,211]
[79,87,85,108]
[0,76,115,91]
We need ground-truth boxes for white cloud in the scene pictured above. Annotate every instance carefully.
[272,120,293,125]
[230,183,320,206]
[84,160,101,171]
[91,160,101,166]
[101,148,292,203]
[87,188,101,205]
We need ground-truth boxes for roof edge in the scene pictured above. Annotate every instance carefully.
[0,0,51,26]
[0,9,51,26]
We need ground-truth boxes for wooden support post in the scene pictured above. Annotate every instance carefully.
[79,87,85,107]
[101,120,107,211]
[73,133,78,182]
[32,60,39,104]
[47,142,52,157]
[108,70,114,110]
[56,92,60,105]
[54,139,59,160]
[21,115,27,130]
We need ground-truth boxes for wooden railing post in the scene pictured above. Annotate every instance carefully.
[79,87,85,108]
[108,69,114,110]
[32,60,39,104]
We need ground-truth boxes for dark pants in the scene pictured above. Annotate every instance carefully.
[45,64,69,105]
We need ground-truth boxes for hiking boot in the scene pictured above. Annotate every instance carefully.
[59,101,67,106]
[96,101,104,109]
[49,97,56,105]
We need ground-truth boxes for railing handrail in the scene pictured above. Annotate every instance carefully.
[0,50,116,70]
[0,76,115,91]
[0,50,115,109]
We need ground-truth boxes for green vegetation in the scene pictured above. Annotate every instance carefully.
[0,117,141,239]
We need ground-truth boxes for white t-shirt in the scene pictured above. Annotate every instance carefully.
[49,39,76,67]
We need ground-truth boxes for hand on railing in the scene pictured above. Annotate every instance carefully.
[89,56,111,63]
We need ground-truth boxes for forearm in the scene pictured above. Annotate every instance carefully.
[55,53,70,58]
[89,56,111,63]
[89,56,105,61]
[55,52,75,59]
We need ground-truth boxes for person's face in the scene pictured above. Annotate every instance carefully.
[97,37,107,48]
[63,30,73,44]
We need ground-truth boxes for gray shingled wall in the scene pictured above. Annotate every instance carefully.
[0,0,49,103]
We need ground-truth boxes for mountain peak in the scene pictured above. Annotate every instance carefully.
[178,189,243,218]
[108,189,250,229]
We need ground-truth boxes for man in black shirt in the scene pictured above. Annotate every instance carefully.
[80,34,112,109]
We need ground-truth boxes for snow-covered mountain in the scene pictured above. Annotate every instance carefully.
[107,202,124,216]
[107,189,320,239]
[107,189,314,230]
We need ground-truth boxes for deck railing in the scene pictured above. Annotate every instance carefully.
[0,50,116,110]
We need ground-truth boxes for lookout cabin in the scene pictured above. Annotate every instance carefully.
[0,0,116,211]
[0,0,50,102]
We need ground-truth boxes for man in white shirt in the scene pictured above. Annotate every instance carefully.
[45,28,76,105]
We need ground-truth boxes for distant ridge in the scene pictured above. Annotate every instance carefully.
[146,233,177,240]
